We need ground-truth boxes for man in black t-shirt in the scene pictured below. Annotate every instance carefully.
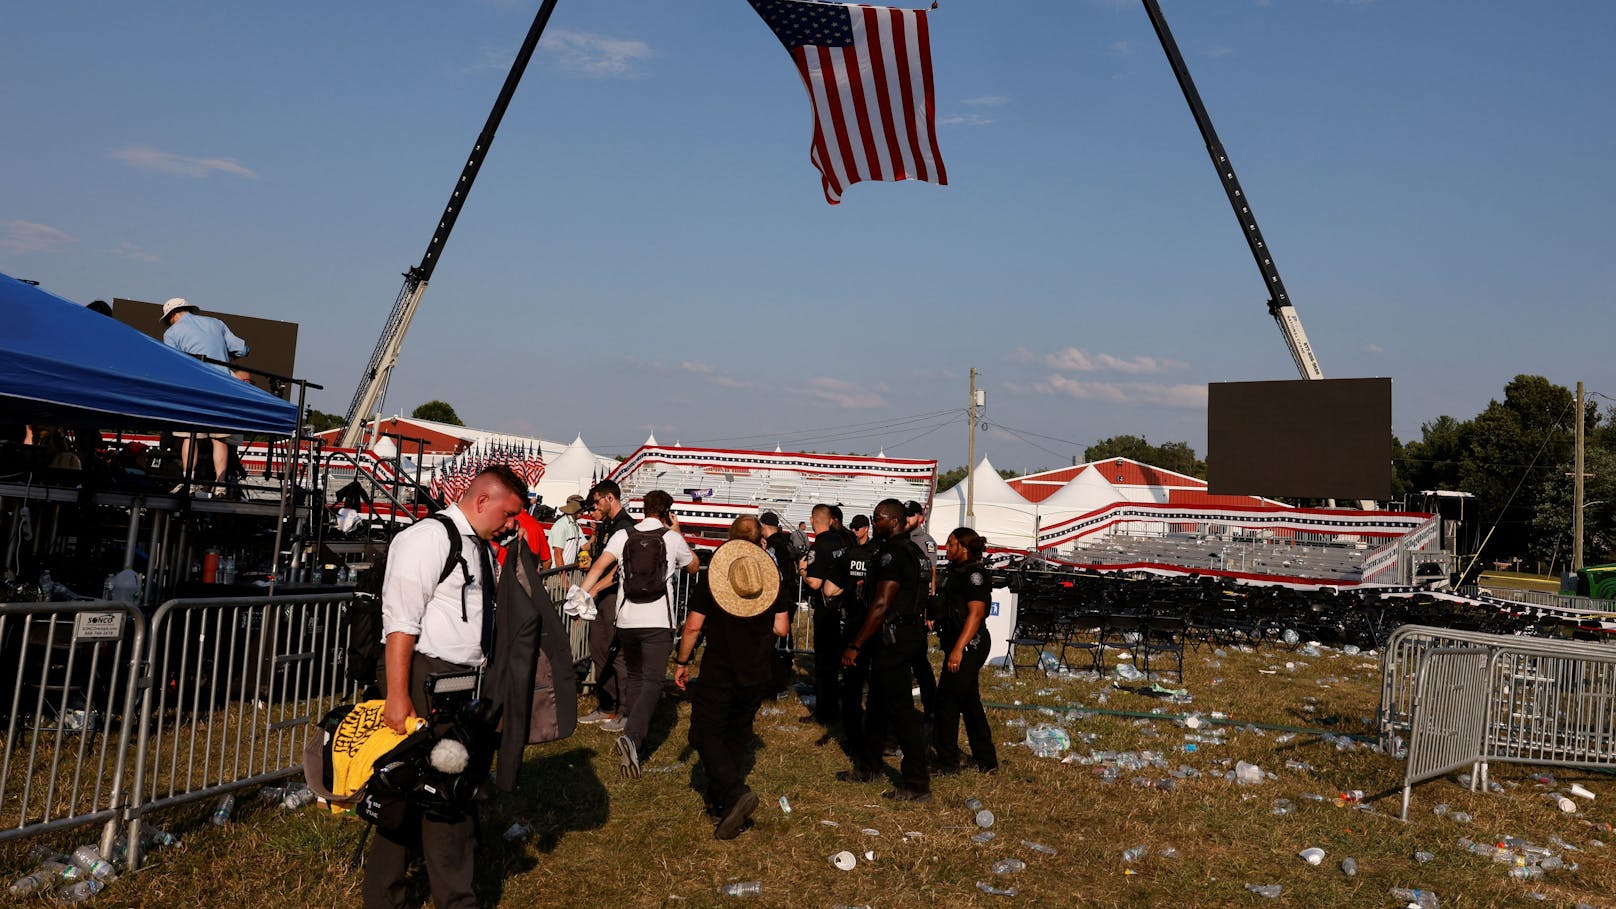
[837,514,875,756]
[836,498,930,801]
[800,503,855,727]
[673,517,789,840]
[580,480,637,724]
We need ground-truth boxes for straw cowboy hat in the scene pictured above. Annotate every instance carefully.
[558,494,586,516]
[707,539,780,618]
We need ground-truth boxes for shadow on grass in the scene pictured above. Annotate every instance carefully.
[513,746,610,854]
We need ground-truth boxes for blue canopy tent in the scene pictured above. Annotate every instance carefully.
[0,272,298,435]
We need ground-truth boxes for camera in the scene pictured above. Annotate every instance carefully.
[359,672,502,827]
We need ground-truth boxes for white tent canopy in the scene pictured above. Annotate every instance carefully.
[1038,468,1120,519]
[927,457,1037,549]
[534,434,601,507]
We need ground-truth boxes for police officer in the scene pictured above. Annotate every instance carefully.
[932,527,999,775]
[903,500,940,722]
[836,514,875,754]
[800,503,855,727]
[837,499,930,801]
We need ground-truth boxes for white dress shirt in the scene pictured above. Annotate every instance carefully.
[380,504,491,666]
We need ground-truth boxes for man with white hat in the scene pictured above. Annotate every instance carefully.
[672,515,788,839]
[160,297,250,493]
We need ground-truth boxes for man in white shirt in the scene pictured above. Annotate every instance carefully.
[573,488,698,779]
[366,466,527,909]
[545,494,587,566]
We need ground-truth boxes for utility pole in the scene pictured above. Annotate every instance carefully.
[966,367,978,528]
[1574,380,1585,572]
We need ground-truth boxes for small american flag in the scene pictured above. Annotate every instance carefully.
[749,0,947,204]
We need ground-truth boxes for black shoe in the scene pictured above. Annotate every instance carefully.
[836,768,876,784]
[703,807,723,825]
[714,789,759,840]
[882,787,932,803]
[931,762,964,777]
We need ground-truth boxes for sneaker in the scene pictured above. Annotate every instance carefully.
[578,710,615,725]
[714,789,759,841]
[881,787,932,803]
[615,734,641,780]
[601,716,628,733]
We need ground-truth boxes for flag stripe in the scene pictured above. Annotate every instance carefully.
[860,7,906,181]
[815,45,861,200]
[839,43,884,182]
[913,10,946,185]
[888,10,928,184]
[797,49,847,201]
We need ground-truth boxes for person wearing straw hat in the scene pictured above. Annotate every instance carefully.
[673,516,788,840]
[546,494,587,565]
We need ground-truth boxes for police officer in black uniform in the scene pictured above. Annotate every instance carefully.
[837,499,930,801]
[933,526,999,774]
[800,503,855,727]
[835,514,875,754]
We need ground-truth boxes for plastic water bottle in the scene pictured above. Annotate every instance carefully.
[1340,857,1359,877]
[283,786,316,809]
[8,869,54,897]
[69,845,115,881]
[1022,840,1057,855]
[975,881,1017,897]
[56,879,106,903]
[1390,887,1440,909]
[971,830,996,844]
[212,793,236,826]
[974,809,995,828]
[1122,845,1149,864]
[718,880,762,897]
[1245,884,1282,898]
[964,797,984,812]
[991,858,1026,875]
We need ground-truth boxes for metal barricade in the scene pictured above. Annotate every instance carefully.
[0,601,145,855]
[1380,625,1616,754]
[1481,645,1616,780]
[1400,646,1489,819]
[124,593,357,868]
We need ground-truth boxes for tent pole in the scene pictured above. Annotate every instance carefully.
[122,499,143,571]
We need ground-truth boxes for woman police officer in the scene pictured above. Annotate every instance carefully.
[932,527,999,774]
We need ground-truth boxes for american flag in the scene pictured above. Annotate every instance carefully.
[749,0,947,205]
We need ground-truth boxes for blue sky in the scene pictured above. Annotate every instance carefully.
[4,0,1613,474]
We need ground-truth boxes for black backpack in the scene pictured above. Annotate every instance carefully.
[347,515,470,686]
[620,524,669,605]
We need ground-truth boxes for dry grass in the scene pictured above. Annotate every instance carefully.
[6,640,1616,908]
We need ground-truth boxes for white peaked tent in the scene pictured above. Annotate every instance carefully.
[534,434,600,506]
[928,457,1037,549]
[644,433,659,447]
[1037,468,1121,523]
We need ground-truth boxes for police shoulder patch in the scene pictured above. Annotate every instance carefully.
[880,552,894,567]
[969,571,985,587]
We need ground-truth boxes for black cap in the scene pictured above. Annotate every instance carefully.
[759,511,781,528]
[903,500,925,518]
[849,514,870,530]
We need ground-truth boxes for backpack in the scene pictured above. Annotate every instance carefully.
[346,514,470,687]
[620,524,670,605]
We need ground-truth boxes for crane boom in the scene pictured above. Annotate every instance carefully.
[1141,0,1324,382]
[339,0,562,448]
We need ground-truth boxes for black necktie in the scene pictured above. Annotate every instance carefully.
[477,539,497,659]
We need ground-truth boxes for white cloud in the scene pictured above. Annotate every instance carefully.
[678,360,749,389]
[1362,343,1385,354]
[679,361,716,374]
[109,145,259,179]
[939,113,993,128]
[1108,40,1131,56]
[541,28,653,78]
[1206,45,1234,58]
[1034,375,1207,409]
[962,95,1010,107]
[1040,347,1188,375]
[802,376,885,409]
[712,375,751,390]
[1,220,76,254]
[108,241,160,263]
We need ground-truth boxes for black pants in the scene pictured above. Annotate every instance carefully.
[934,634,997,771]
[588,588,628,712]
[911,630,938,720]
[771,596,797,696]
[687,670,769,814]
[857,622,930,792]
[364,653,477,909]
[810,602,843,722]
[618,626,674,747]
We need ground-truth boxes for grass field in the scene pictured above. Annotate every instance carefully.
[6,638,1614,908]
